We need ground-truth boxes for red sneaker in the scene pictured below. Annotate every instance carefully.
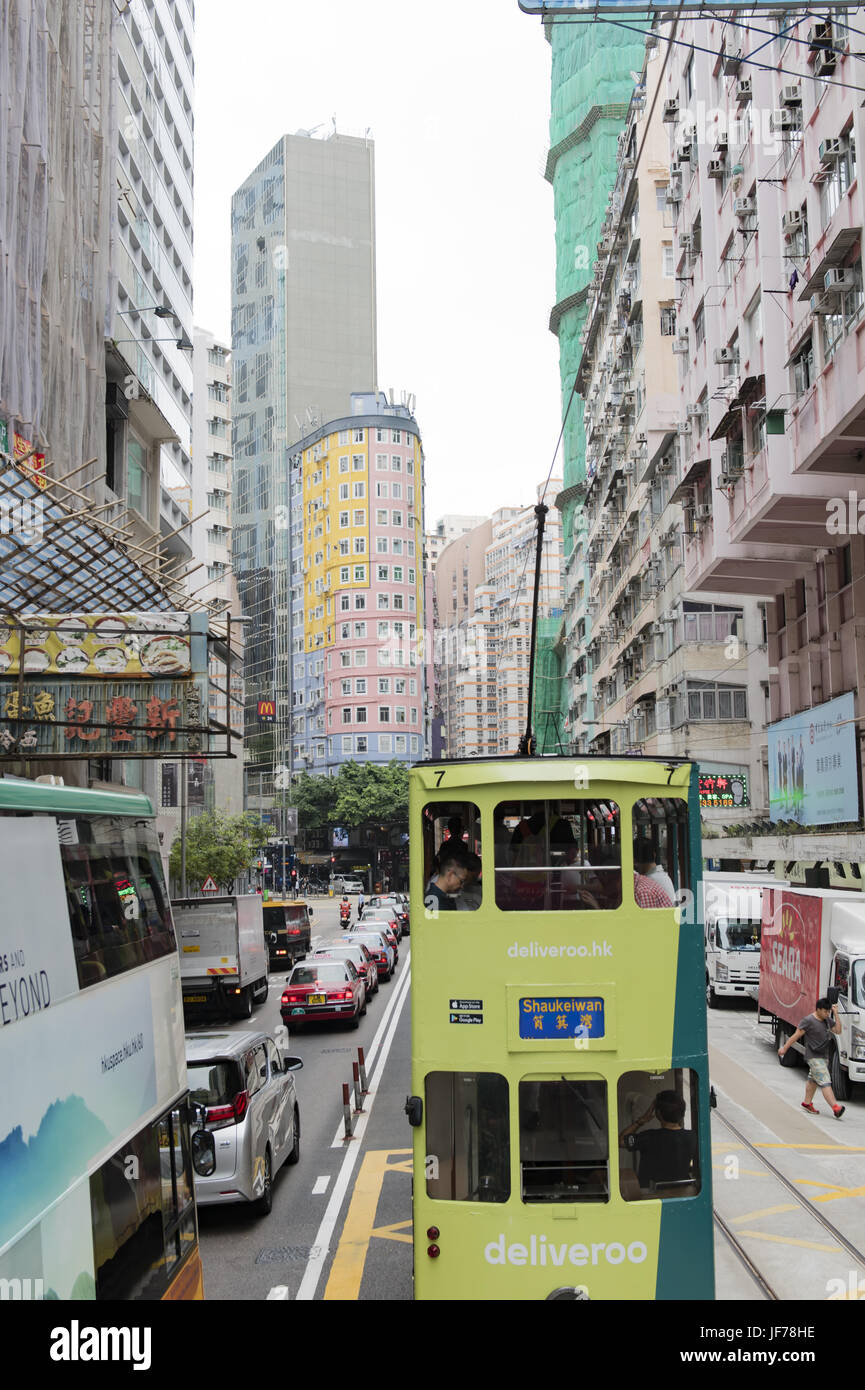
[801,1102,819,1113]
[833,1105,846,1119]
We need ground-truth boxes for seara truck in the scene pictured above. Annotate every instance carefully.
[757,886,865,1101]
[173,895,269,1020]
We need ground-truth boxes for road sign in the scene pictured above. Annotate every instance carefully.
[201,876,218,894]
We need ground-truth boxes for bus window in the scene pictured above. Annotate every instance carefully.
[493,800,621,911]
[59,815,175,987]
[424,1072,509,1202]
[632,798,689,910]
[519,1079,609,1203]
[90,1125,166,1300]
[617,1070,701,1201]
[421,802,482,913]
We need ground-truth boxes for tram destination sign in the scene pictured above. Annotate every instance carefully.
[519,995,605,1040]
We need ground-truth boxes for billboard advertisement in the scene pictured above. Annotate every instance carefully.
[768,692,859,827]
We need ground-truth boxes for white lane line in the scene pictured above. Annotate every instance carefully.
[312,1176,330,1196]
[294,957,411,1302]
[330,953,411,1148]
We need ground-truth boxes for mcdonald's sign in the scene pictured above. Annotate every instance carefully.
[257,699,276,722]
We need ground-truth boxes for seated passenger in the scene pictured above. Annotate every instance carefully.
[425,849,469,915]
[633,838,676,903]
[633,870,673,908]
[455,852,483,911]
[618,1091,697,1190]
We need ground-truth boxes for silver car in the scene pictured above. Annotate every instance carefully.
[186,1030,302,1216]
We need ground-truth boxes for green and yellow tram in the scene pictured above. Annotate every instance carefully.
[407,755,713,1301]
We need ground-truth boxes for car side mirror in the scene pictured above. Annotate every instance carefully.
[309,909,314,917]
[282,1054,304,1071]
[192,1127,216,1176]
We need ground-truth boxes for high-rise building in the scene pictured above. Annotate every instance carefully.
[231,131,378,805]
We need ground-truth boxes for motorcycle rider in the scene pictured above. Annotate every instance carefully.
[339,894,352,926]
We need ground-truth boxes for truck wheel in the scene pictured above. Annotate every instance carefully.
[253,978,268,1004]
[830,1043,850,1101]
[235,986,253,1021]
[775,1023,799,1067]
[706,980,719,1009]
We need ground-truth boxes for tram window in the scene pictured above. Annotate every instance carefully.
[617,1069,701,1202]
[519,1079,609,1203]
[632,798,690,911]
[425,1072,509,1202]
[421,801,482,913]
[493,800,621,911]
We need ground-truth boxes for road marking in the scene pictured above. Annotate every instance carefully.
[735,1230,841,1253]
[371,1217,413,1245]
[294,957,411,1301]
[324,1150,412,1299]
[731,1203,798,1224]
[330,959,411,1147]
[312,1176,330,1195]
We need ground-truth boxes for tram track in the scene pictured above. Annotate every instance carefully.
[712,1106,865,1301]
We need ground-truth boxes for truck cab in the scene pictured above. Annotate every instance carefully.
[704,873,786,1008]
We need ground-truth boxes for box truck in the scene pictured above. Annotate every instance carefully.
[173,895,269,1019]
[758,886,865,1100]
[704,871,787,1007]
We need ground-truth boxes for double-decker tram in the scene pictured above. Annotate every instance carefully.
[407,755,713,1301]
[0,780,203,1300]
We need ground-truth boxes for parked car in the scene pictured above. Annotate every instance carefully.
[366,895,409,936]
[280,958,366,1030]
[335,877,365,894]
[185,1030,302,1217]
[343,929,395,982]
[311,942,379,997]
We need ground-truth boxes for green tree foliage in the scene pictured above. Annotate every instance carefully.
[286,771,339,829]
[169,811,270,891]
[284,761,409,831]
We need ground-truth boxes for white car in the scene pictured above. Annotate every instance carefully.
[336,877,365,893]
[186,1030,302,1216]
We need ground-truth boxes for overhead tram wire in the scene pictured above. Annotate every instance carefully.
[546,8,865,95]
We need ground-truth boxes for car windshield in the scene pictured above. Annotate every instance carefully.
[290,963,348,985]
[716,918,761,950]
[187,1060,242,1107]
[354,932,385,949]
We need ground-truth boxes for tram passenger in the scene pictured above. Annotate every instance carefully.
[618,1091,697,1194]
[633,838,676,903]
[455,852,483,911]
[633,870,673,908]
[425,848,469,915]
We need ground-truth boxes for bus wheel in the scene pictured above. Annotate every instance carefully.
[830,1043,850,1101]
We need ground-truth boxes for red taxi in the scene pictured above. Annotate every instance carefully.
[280,959,366,1030]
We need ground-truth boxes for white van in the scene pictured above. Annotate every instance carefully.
[704,872,786,1008]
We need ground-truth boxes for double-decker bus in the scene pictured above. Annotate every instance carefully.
[408,755,713,1301]
[0,779,203,1301]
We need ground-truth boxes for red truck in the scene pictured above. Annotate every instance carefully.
[758,886,865,1101]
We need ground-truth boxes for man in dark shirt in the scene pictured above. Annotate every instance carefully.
[619,1091,697,1192]
[779,998,845,1118]
[424,849,469,916]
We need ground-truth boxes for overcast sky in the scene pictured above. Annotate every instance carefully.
[194,0,561,525]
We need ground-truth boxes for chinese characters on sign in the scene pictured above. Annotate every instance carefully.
[0,680,207,757]
[698,772,749,809]
[519,996,605,1040]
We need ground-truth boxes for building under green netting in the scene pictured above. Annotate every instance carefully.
[531,12,646,754]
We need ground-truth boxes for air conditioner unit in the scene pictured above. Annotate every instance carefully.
[662,98,680,122]
[622,156,635,172]
[666,180,683,204]
[714,346,738,365]
[686,402,704,420]
[824,267,856,294]
[723,48,742,75]
[781,209,802,240]
[696,503,713,521]
[707,158,726,180]
[734,197,756,218]
[678,142,693,164]
[819,137,843,165]
[720,451,744,477]
[808,20,832,48]
[810,291,836,315]
[669,160,682,178]
[636,433,647,445]
[677,421,692,436]
[736,78,753,103]
[681,123,697,144]
[780,84,802,106]
[622,461,635,476]
[672,335,690,354]
[651,622,665,637]
[769,109,796,132]
[814,49,837,77]
[657,456,673,474]
[715,131,729,152]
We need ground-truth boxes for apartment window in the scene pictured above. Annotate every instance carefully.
[355,594,366,610]
[355,650,367,667]
[392,429,402,444]
[376,482,389,498]
[341,735,353,754]
[339,456,350,473]
[353,482,366,498]
[339,484,349,500]
[353,428,365,443]
[392,511,403,527]
[354,564,366,581]
[376,509,388,525]
[354,538,366,556]
[339,540,350,557]
[662,244,674,278]
[378,678,391,694]
[354,622,367,638]
[392,483,402,500]
[342,708,352,725]
[341,679,352,696]
[378,593,390,610]
[377,537,389,554]
[391,456,402,472]
[353,454,365,470]
[660,305,676,336]
[356,735,368,753]
[377,565,389,581]
[379,735,392,752]
[393,565,404,582]
[379,706,391,723]
[356,706,368,723]
[340,566,350,583]
[339,511,349,527]
[686,681,747,721]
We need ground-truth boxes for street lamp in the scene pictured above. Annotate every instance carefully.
[117,304,176,319]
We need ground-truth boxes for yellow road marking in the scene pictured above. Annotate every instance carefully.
[371,1218,413,1245]
[755,1143,865,1152]
[324,1149,411,1301]
[731,1204,798,1223]
[736,1230,841,1253]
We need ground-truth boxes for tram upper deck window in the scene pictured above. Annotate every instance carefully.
[617,1069,701,1202]
[632,798,690,911]
[421,801,482,913]
[519,1079,609,1203]
[493,800,621,911]
[425,1072,510,1202]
